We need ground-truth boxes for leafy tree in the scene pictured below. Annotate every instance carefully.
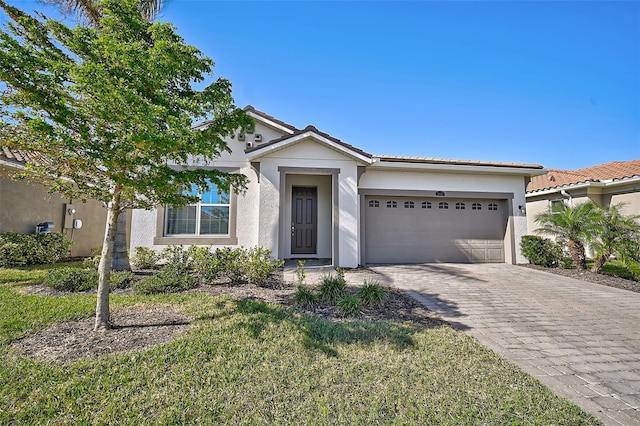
[534,201,600,271]
[590,204,640,273]
[0,0,252,330]
[41,0,168,272]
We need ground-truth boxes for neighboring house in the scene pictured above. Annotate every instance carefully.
[0,147,129,257]
[131,106,545,267]
[526,160,640,234]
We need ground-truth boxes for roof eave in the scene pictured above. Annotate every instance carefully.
[369,159,547,176]
[246,110,296,135]
[526,175,640,198]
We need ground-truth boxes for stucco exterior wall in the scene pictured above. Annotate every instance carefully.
[611,192,640,216]
[525,198,549,235]
[258,138,361,267]
[0,173,110,257]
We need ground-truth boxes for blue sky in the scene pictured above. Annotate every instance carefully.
[7,1,640,170]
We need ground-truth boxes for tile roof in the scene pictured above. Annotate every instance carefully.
[243,105,299,132]
[245,124,373,159]
[376,155,543,169]
[0,146,45,166]
[527,160,640,193]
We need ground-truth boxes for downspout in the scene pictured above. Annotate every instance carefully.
[560,189,572,207]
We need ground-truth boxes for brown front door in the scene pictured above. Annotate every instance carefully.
[291,186,317,255]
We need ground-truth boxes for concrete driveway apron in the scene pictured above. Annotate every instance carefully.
[368,263,640,426]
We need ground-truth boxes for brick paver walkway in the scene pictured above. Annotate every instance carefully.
[365,263,640,426]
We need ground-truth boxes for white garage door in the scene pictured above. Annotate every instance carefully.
[364,196,508,264]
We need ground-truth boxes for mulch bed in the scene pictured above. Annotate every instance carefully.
[10,305,191,363]
[12,264,637,362]
[520,264,640,293]
[11,272,443,363]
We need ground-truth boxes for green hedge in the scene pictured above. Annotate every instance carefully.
[520,235,565,268]
[0,232,72,267]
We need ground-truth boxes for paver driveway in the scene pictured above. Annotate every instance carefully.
[368,263,640,426]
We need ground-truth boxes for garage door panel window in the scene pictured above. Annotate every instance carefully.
[488,203,498,211]
[422,201,432,209]
[387,201,397,208]
[472,203,481,210]
[368,200,380,208]
[404,201,415,209]
[439,202,448,209]
[455,202,465,210]
[165,183,230,236]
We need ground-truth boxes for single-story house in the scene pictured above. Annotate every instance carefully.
[526,160,640,234]
[131,106,546,267]
[0,147,129,257]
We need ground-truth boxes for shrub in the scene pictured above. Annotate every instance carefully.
[358,281,386,307]
[110,270,136,290]
[131,246,161,270]
[45,267,98,292]
[520,235,564,268]
[293,286,318,308]
[215,247,248,283]
[132,270,198,295]
[0,232,72,266]
[37,233,73,264]
[161,245,194,273]
[245,247,285,286]
[190,246,222,282]
[82,248,102,270]
[0,242,26,267]
[318,274,346,303]
[338,294,361,317]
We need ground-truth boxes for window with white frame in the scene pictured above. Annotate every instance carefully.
[165,183,230,236]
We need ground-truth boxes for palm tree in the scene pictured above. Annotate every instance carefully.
[534,201,601,271]
[41,0,167,271]
[590,204,640,273]
[40,0,164,27]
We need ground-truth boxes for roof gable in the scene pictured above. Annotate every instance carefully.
[246,125,373,164]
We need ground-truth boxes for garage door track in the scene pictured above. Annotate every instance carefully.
[368,263,640,426]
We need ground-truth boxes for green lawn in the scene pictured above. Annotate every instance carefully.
[0,266,598,425]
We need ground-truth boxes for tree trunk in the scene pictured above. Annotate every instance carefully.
[95,190,121,332]
[591,253,609,273]
[568,239,587,271]
[111,210,131,271]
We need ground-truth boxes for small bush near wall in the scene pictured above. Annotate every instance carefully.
[245,247,285,286]
[110,270,136,290]
[0,232,72,267]
[45,267,98,292]
[131,247,161,270]
[520,235,565,268]
[132,270,197,295]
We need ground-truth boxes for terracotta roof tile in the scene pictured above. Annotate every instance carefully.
[0,147,45,166]
[527,160,640,193]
